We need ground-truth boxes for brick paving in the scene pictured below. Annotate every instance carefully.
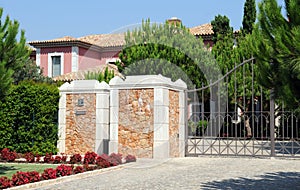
[33,157,300,190]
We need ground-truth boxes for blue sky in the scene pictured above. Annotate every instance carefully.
[0,0,285,42]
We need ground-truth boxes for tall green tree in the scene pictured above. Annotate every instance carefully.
[251,0,300,111]
[0,8,30,97]
[211,15,233,43]
[242,0,257,35]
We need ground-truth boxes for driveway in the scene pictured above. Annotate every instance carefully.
[32,157,300,190]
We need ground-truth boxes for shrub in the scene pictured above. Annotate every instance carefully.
[28,171,40,183]
[0,176,13,189]
[41,168,57,180]
[56,164,73,177]
[125,154,137,163]
[96,154,111,168]
[53,156,62,164]
[24,152,35,163]
[73,166,84,174]
[109,153,122,165]
[83,164,96,171]
[11,171,31,186]
[35,153,41,163]
[43,153,53,163]
[83,151,98,164]
[1,148,17,162]
[61,153,67,163]
[0,82,59,154]
[69,154,82,164]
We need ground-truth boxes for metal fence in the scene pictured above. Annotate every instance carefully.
[185,58,300,158]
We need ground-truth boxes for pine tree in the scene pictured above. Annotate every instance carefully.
[0,8,30,97]
[251,0,300,111]
[242,0,257,35]
[117,18,219,90]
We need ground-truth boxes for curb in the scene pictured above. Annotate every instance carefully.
[8,164,127,190]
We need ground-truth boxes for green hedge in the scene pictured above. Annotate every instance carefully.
[0,81,59,155]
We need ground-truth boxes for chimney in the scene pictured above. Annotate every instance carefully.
[167,17,182,26]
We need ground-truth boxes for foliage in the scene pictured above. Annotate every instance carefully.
[69,153,82,164]
[125,154,136,163]
[109,153,122,165]
[83,151,98,164]
[0,81,59,154]
[11,171,40,186]
[250,0,300,112]
[0,8,31,97]
[53,156,62,164]
[56,164,73,177]
[0,148,17,162]
[242,0,256,34]
[84,67,115,83]
[0,176,13,189]
[24,152,35,163]
[43,153,53,163]
[41,168,57,180]
[96,154,111,168]
[117,18,220,90]
[211,15,233,43]
[73,166,84,174]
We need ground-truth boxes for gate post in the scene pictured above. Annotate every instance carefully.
[270,88,275,157]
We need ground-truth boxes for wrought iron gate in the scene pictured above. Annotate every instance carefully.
[185,58,300,158]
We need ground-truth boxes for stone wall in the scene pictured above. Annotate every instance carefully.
[118,89,154,158]
[169,90,180,157]
[65,93,96,154]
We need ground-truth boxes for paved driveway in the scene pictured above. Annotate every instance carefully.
[34,157,300,190]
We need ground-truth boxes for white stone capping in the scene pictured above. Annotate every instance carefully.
[96,94,110,109]
[71,46,79,72]
[109,75,187,90]
[59,80,110,93]
[48,52,64,77]
[153,141,169,158]
[36,48,41,67]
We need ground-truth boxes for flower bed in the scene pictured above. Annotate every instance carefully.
[0,148,136,189]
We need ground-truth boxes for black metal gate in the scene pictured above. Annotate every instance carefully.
[185,58,300,158]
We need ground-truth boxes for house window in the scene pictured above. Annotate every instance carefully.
[52,56,61,77]
[48,52,64,77]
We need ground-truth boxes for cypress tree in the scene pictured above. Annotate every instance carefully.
[242,0,257,35]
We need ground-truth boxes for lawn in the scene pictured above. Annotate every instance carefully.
[0,163,57,178]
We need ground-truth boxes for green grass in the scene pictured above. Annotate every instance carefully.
[0,163,57,178]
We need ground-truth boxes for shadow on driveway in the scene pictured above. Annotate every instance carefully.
[201,172,300,190]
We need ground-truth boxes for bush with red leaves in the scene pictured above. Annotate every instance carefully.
[73,166,84,174]
[1,148,17,162]
[35,153,41,163]
[43,153,53,163]
[61,154,67,163]
[41,168,57,180]
[11,171,35,186]
[56,164,73,177]
[95,154,111,168]
[83,151,98,164]
[28,171,40,183]
[69,153,82,164]
[24,152,35,163]
[109,153,122,165]
[53,156,62,164]
[125,154,137,163]
[0,176,13,189]
[83,164,96,171]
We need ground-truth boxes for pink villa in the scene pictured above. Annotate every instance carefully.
[29,18,215,80]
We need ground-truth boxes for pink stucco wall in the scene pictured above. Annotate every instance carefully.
[78,47,120,70]
[40,47,72,76]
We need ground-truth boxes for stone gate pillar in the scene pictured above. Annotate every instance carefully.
[109,75,187,158]
[57,80,110,155]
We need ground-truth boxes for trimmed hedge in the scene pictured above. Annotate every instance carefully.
[0,81,59,154]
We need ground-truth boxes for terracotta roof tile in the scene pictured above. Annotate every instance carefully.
[29,36,78,43]
[78,33,125,47]
[189,23,213,36]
